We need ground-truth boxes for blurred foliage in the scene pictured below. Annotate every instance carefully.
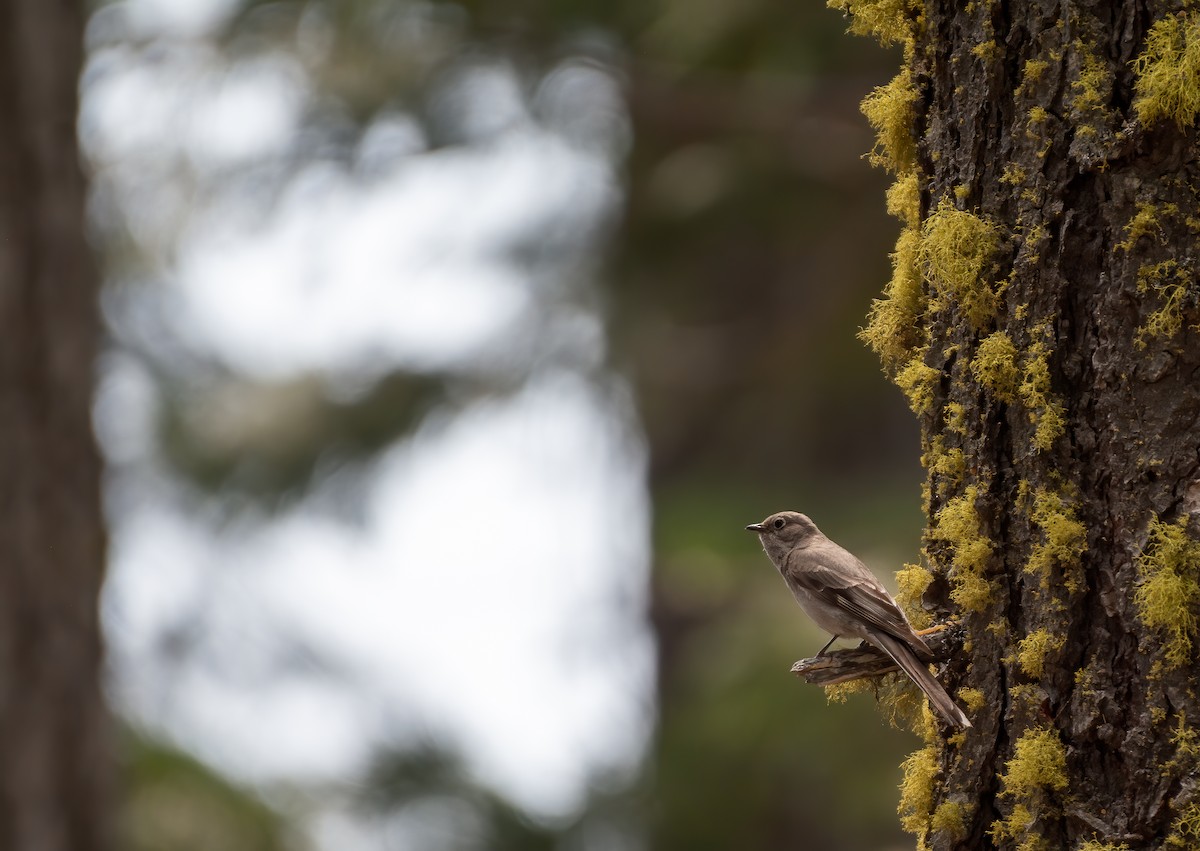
[353,742,640,850]
[91,0,926,847]
[158,367,446,502]
[120,730,288,851]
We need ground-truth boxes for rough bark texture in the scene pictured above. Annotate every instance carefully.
[0,0,113,849]
[840,0,1200,846]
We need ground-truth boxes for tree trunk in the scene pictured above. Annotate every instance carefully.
[0,1,112,849]
[843,0,1200,847]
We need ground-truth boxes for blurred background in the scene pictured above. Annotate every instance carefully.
[81,0,924,848]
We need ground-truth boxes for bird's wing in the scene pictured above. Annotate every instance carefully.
[786,542,932,660]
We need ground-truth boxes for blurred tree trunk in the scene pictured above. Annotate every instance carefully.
[611,36,915,851]
[847,0,1200,847]
[0,1,112,849]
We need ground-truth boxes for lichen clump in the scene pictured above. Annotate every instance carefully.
[887,171,921,225]
[930,800,970,841]
[827,0,921,48]
[1136,259,1194,348]
[1026,486,1088,589]
[991,728,1069,849]
[861,226,926,371]
[931,485,994,612]
[924,435,966,500]
[1022,59,1049,87]
[1167,801,1200,848]
[1132,12,1200,128]
[1069,39,1115,137]
[1016,629,1066,679]
[958,687,985,712]
[959,321,1069,452]
[919,200,1003,331]
[898,743,940,841]
[861,70,921,172]
[859,146,926,370]
[896,350,941,416]
[895,562,935,628]
[824,678,874,705]
[1119,201,1177,252]
[1017,335,1067,452]
[972,331,1020,401]
[1134,516,1200,669]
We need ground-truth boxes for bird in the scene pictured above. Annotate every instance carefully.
[747,510,971,729]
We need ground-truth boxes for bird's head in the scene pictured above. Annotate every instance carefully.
[746,511,821,561]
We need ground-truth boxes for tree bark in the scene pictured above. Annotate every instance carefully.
[845,0,1200,847]
[0,1,113,849]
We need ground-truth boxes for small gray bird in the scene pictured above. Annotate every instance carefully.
[747,510,971,730]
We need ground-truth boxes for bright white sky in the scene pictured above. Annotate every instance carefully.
[85,0,653,834]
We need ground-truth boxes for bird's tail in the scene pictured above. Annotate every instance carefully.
[869,631,971,730]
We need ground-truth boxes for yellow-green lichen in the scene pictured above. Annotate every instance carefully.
[886,171,922,226]
[972,40,1000,63]
[1136,259,1194,347]
[1167,802,1200,848]
[920,199,1003,330]
[898,743,940,842]
[896,563,934,628]
[828,674,926,733]
[825,678,874,704]
[1134,515,1200,669]
[931,486,994,612]
[1016,629,1065,679]
[1023,59,1049,85]
[924,435,966,497]
[991,728,1069,849]
[1018,335,1067,452]
[1074,665,1093,691]
[1132,12,1200,128]
[896,350,940,416]
[1026,486,1088,589]
[1002,728,1068,795]
[1167,714,1200,775]
[861,70,921,172]
[972,331,1020,402]
[930,800,970,841]
[1024,106,1053,158]
[944,401,968,437]
[1001,163,1028,185]
[861,218,926,371]
[1016,222,1049,267]
[880,675,929,731]
[989,804,1038,848]
[1077,841,1130,851]
[827,0,921,48]
[1119,201,1177,251]
[958,687,985,713]
[1007,683,1045,716]
[1069,40,1113,125]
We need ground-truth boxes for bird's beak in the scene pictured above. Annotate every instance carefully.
[745,523,764,532]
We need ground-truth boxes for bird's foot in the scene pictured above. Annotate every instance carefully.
[915,621,957,637]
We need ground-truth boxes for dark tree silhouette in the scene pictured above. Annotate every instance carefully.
[0,1,112,848]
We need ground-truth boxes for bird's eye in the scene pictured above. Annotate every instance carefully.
[773,517,786,530]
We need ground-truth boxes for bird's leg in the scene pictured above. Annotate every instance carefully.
[816,635,839,656]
